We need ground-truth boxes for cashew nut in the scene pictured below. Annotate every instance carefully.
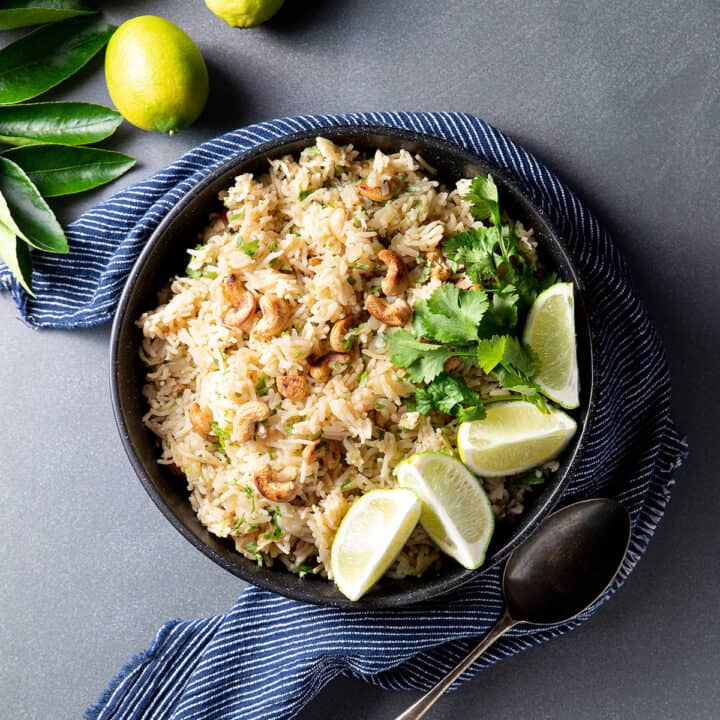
[329,317,355,352]
[276,374,309,401]
[364,295,412,327]
[224,274,246,306]
[358,177,396,202]
[302,438,342,469]
[253,465,296,502]
[378,249,409,296]
[223,290,257,328]
[443,356,461,373]
[254,294,292,340]
[308,352,351,382]
[189,403,215,440]
[235,400,270,442]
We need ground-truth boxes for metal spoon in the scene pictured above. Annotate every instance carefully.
[395,497,631,720]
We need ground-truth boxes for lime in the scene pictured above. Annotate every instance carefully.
[457,401,577,477]
[105,16,209,135]
[330,489,420,601]
[396,453,495,570]
[205,0,284,28]
[523,282,579,409]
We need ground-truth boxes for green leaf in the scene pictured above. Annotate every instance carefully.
[0,155,67,253]
[0,216,33,294]
[4,144,135,196]
[413,285,488,344]
[0,1,96,30]
[0,17,115,105]
[0,101,122,146]
[465,173,500,226]
[414,373,486,420]
[476,335,508,373]
[385,330,452,384]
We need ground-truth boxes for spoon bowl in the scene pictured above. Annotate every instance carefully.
[504,497,631,625]
[395,497,631,720]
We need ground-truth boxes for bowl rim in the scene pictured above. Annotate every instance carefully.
[110,124,597,608]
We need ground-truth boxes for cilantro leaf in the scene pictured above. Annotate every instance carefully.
[465,174,500,227]
[237,237,260,257]
[412,285,488,344]
[414,373,486,420]
[385,330,452,383]
[442,228,497,283]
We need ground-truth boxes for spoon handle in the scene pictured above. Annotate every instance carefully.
[392,612,517,720]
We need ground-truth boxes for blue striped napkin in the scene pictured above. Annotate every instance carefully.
[0,112,687,720]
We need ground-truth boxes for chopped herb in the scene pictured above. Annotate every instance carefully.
[243,485,256,514]
[203,269,218,279]
[256,373,270,396]
[416,257,431,283]
[263,506,283,540]
[334,165,345,177]
[304,145,321,158]
[186,266,202,279]
[298,563,318,580]
[237,237,260,257]
[229,209,245,222]
[406,184,422,192]
[210,421,231,452]
[375,401,385,409]
[230,517,245,535]
[359,371,368,387]
[518,470,546,486]
[285,424,294,435]
[340,479,352,490]
[244,541,263,566]
[268,240,277,253]
[349,262,371,272]
[298,188,317,201]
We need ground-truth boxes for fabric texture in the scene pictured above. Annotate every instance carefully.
[0,112,686,720]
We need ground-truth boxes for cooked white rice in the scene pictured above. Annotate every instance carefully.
[137,138,537,580]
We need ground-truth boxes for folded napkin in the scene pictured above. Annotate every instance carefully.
[0,112,687,720]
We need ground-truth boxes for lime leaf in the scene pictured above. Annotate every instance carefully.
[0,1,96,30]
[0,17,115,104]
[0,221,33,295]
[5,144,135,197]
[0,102,122,146]
[0,156,67,253]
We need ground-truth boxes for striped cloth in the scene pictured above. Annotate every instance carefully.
[0,112,686,720]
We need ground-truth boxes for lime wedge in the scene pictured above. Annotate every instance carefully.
[523,282,579,409]
[457,401,577,477]
[330,489,421,601]
[396,453,495,570]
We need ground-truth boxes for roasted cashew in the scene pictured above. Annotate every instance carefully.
[308,352,351,382]
[276,375,309,401]
[364,295,412,327]
[253,465,296,502]
[358,177,396,202]
[443,356,461,372]
[302,438,342,469]
[378,249,409,296]
[223,289,257,328]
[224,274,247,306]
[235,400,270,442]
[189,403,215,440]
[329,317,355,352]
[254,295,292,340]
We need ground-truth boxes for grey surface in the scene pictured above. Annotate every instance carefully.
[1,1,718,718]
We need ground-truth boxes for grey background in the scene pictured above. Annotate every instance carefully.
[1,1,718,718]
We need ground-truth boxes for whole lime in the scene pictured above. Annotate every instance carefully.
[205,0,284,28]
[105,16,209,135]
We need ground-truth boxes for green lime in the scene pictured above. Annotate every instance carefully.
[105,16,209,135]
[523,281,579,409]
[205,0,284,28]
[330,489,420,601]
[457,401,577,477]
[396,453,495,570]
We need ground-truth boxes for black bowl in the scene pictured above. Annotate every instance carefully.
[110,125,596,608]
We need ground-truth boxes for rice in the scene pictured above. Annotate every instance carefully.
[137,138,539,581]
